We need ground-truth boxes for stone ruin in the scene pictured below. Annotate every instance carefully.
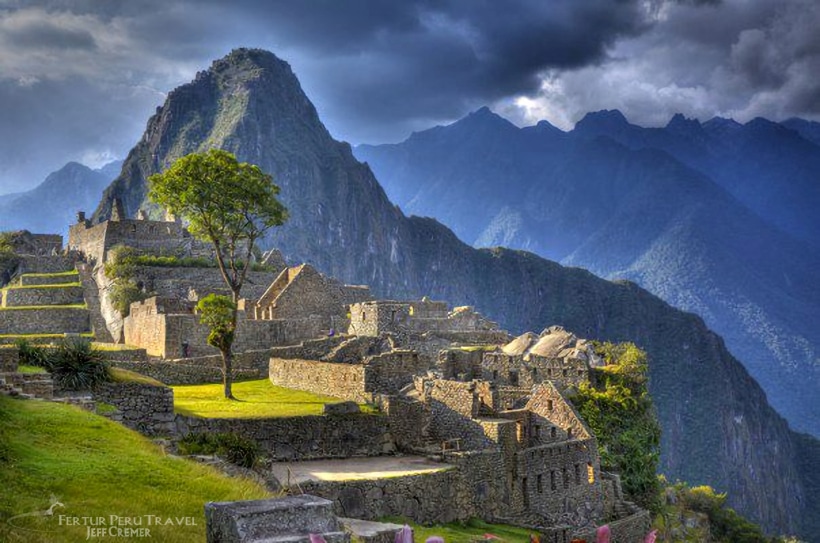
[0,214,651,542]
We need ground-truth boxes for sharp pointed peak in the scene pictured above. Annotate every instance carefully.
[574,109,630,133]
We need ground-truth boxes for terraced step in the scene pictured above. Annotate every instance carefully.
[19,270,79,286]
[2,285,85,307]
[0,307,90,335]
[0,333,94,345]
[256,532,349,543]
[0,372,54,399]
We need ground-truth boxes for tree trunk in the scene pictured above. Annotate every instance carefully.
[221,347,235,400]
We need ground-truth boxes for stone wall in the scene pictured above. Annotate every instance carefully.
[482,352,590,391]
[572,510,652,543]
[94,381,176,436]
[421,379,497,450]
[298,450,511,526]
[125,298,325,358]
[176,414,393,461]
[0,307,89,334]
[17,255,77,274]
[110,360,265,385]
[269,358,369,403]
[381,395,431,451]
[3,285,84,307]
[20,271,79,286]
[0,347,19,372]
[133,267,279,302]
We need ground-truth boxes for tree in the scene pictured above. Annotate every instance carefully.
[148,149,288,399]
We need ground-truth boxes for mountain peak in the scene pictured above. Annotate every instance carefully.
[665,113,702,135]
[574,109,630,134]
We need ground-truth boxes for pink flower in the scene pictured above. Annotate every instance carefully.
[644,529,658,543]
[395,525,414,543]
[596,525,611,543]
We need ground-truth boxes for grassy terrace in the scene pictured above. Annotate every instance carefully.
[0,396,269,543]
[383,517,535,543]
[20,271,79,278]
[173,379,378,418]
[0,304,87,311]
[3,282,82,289]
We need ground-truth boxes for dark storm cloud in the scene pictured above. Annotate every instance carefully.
[0,0,818,193]
[222,0,656,140]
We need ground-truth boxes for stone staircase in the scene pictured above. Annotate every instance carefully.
[0,267,92,340]
[206,495,350,543]
[0,350,54,400]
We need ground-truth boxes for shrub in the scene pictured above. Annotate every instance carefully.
[178,432,259,469]
[44,338,110,391]
[16,338,50,368]
[109,279,149,317]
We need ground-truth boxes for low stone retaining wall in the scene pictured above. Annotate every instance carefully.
[297,450,508,525]
[176,414,394,461]
[3,285,84,307]
[572,510,652,543]
[18,255,76,275]
[0,307,89,334]
[94,381,176,436]
[20,272,79,286]
[109,360,265,385]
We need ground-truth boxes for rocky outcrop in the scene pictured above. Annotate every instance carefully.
[91,48,818,539]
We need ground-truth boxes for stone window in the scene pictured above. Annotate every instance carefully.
[361,311,366,321]
[551,427,557,439]
[537,474,543,493]
[562,368,568,378]
[587,462,595,484]
[575,464,581,485]
[547,399,553,410]
[492,370,498,380]
[390,310,396,322]
[550,470,557,491]
[578,369,584,376]
[131,224,137,233]
[509,370,519,386]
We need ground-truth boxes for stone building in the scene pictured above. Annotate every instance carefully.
[439,327,603,392]
[68,201,215,265]
[249,263,370,322]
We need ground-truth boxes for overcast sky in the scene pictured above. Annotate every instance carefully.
[1,0,818,194]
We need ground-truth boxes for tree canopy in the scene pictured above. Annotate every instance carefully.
[148,149,288,301]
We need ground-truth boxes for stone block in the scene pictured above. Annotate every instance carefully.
[323,401,360,416]
[205,495,349,543]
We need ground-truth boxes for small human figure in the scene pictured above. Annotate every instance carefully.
[181,341,189,358]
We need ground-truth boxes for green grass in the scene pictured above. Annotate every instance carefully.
[16,365,47,374]
[3,283,81,290]
[172,379,378,418]
[381,517,536,543]
[0,395,270,543]
[21,271,78,278]
[0,304,87,311]
[108,367,165,387]
[0,333,94,339]
[91,342,143,352]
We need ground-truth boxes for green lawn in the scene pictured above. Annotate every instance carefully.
[16,364,47,374]
[0,395,270,543]
[172,379,377,418]
[382,517,536,543]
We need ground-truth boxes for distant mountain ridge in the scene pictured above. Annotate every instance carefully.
[0,160,122,236]
[355,108,820,440]
[91,49,819,539]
